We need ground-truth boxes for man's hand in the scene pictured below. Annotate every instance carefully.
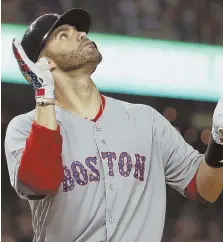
[212,95,223,145]
[12,38,55,100]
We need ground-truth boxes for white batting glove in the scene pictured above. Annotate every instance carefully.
[12,38,55,101]
[212,95,223,145]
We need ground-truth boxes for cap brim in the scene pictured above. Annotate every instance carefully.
[52,8,91,34]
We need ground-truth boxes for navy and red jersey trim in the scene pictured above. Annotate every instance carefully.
[91,95,105,122]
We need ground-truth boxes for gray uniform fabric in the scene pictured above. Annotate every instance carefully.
[5,96,204,242]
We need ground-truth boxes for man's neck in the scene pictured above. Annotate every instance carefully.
[54,72,101,119]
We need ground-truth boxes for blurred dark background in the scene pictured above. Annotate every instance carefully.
[2,0,223,44]
[1,0,223,242]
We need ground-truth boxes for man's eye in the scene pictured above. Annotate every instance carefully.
[60,33,68,39]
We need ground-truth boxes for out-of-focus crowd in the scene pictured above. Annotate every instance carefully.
[2,0,223,45]
[2,196,33,242]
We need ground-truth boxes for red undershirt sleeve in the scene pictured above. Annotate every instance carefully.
[185,172,210,203]
[18,121,64,194]
[185,172,198,200]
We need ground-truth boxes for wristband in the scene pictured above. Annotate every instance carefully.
[36,101,55,107]
[36,98,55,106]
[205,135,223,168]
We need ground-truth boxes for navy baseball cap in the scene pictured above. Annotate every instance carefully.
[21,8,91,63]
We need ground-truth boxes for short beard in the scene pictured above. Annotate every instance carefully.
[47,46,102,72]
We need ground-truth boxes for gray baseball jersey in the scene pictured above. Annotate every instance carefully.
[5,96,204,242]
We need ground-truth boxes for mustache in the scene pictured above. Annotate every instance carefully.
[67,41,99,56]
[81,41,98,49]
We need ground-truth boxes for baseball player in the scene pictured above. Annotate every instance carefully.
[4,8,223,242]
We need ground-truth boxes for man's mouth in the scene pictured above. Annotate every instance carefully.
[83,42,95,48]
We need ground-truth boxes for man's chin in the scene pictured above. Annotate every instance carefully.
[87,51,102,65]
[69,51,102,72]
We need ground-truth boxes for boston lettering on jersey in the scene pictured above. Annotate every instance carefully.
[62,151,146,192]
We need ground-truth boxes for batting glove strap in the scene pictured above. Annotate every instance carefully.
[205,135,223,168]
[212,125,223,145]
[35,86,55,100]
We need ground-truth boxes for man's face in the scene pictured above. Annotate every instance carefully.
[43,24,102,72]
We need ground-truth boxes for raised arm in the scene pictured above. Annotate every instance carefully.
[5,39,64,199]
[196,95,223,202]
[153,95,223,203]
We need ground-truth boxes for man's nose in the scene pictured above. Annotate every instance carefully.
[79,31,87,41]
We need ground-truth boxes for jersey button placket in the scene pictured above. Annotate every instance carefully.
[94,125,115,239]
[106,180,116,240]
